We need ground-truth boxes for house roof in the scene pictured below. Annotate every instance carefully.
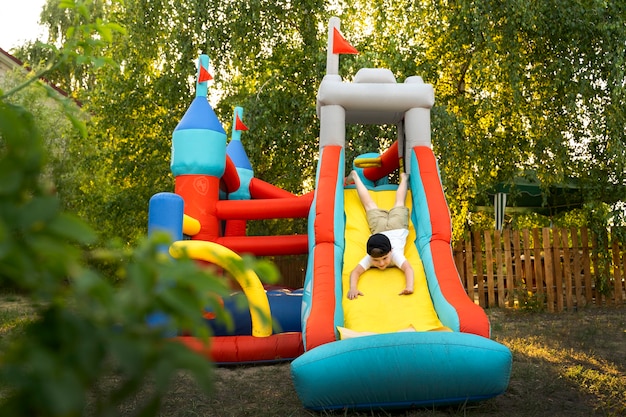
[0,47,72,100]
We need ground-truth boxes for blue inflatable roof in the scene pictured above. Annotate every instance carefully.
[226,139,253,170]
[175,96,226,133]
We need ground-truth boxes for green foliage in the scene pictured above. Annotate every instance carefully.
[13,0,626,244]
[0,75,223,417]
[0,67,87,220]
[0,2,276,415]
[514,286,546,312]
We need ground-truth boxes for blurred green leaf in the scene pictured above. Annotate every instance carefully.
[47,212,98,245]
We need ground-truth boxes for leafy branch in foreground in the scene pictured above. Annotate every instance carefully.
[1,87,238,417]
[0,2,280,415]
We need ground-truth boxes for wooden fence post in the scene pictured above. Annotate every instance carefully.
[494,231,505,307]
[503,229,515,307]
[580,227,594,305]
[512,230,523,308]
[522,229,533,290]
[611,227,624,306]
[561,228,573,311]
[454,241,465,285]
[591,232,604,306]
[542,228,555,312]
[553,228,564,312]
[484,231,496,307]
[473,231,486,307]
[571,227,584,307]
[533,228,544,301]
[464,233,476,303]
[622,236,626,304]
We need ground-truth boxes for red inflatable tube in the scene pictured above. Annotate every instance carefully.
[305,145,342,350]
[224,219,247,237]
[250,178,300,199]
[413,146,490,337]
[176,333,304,364]
[362,140,400,181]
[216,193,314,220]
[216,235,308,256]
[221,156,241,194]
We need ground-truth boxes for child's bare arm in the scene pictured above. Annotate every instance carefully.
[399,260,414,295]
[348,264,366,299]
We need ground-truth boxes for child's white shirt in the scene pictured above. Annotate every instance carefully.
[358,229,409,270]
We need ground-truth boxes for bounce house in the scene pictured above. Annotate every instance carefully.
[148,17,512,411]
[148,55,311,364]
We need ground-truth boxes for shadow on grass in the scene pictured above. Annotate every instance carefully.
[487,307,625,417]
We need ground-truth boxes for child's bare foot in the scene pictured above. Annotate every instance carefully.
[345,170,357,185]
[399,288,414,296]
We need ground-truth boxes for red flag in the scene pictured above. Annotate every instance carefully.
[198,65,213,82]
[235,114,248,131]
[332,27,358,55]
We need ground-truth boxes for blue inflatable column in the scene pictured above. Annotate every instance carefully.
[148,192,184,255]
[146,192,184,334]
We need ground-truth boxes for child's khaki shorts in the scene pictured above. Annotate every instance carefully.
[366,207,409,234]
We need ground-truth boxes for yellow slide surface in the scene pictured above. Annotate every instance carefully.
[342,188,445,334]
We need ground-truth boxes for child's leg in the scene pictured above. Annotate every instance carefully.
[349,170,377,211]
[394,172,409,208]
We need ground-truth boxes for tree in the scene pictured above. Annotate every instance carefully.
[15,0,626,244]
[426,0,626,236]
[0,66,86,212]
[336,0,626,237]
[15,0,330,242]
[0,63,221,417]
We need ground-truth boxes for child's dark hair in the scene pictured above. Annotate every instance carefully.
[367,233,392,257]
[369,247,388,258]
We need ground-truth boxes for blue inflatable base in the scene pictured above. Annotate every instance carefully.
[206,289,302,336]
[290,331,512,411]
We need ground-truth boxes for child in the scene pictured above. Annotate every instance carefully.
[346,170,414,300]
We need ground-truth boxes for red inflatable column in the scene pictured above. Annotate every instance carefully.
[175,175,220,241]
[305,145,343,350]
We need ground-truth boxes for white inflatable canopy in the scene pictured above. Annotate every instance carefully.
[318,17,435,150]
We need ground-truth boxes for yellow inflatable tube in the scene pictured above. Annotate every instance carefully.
[169,240,272,337]
[182,214,201,236]
[354,156,382,168]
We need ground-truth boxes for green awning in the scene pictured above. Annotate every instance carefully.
[487,174,583,216]
[477,171,584,230]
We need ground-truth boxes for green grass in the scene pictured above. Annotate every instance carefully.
[0,293,36,338]
[1,294,624,416]
[147,307,625,417]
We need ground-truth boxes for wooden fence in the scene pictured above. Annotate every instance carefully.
[271,227,626,312]
[453,227,625,311]
[269,255,308,290]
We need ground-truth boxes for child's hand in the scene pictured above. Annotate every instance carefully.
[398,288,413,296]
[347,288,364,299]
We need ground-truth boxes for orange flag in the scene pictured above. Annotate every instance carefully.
[332,27,358,55]
[198,65,213,82]
[235,114,248,131]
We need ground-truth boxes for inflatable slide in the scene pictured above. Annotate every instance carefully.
[289,17,512,410]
